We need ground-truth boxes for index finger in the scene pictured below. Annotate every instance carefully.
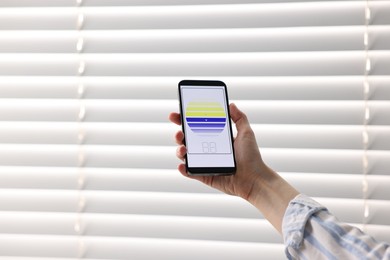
[168,112,181,125]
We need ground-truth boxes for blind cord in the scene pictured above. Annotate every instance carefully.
[362,0,371,232]
[75,0,86,258]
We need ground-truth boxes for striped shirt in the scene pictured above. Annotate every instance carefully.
[282,194,390,260]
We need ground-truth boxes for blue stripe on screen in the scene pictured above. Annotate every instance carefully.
[191,129,224,133]
[186,118,226,122]
[188,123,225,128]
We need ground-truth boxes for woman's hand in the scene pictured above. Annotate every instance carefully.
[168,103,265,201]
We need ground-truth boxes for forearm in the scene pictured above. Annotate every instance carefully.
[283,194,390,259]
[245,163,299,234]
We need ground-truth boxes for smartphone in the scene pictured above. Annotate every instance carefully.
[178,80,236,175]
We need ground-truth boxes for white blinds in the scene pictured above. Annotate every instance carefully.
[0,0,389,259]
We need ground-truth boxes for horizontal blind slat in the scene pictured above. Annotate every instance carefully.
[0,212,281,243]
[0,190,261,218]
[0,234,284,259]
[0,0,370,7]
[1,76,390,101]
[71,237,286,260]
[1,2,389,30]
[318,198,390,226]
[0,99,389,125]
[1,26,389,53]
[0,189,389,225]
[0,122,389,150]
[2,211,389,244]
[264,149,390,175]
[0,235,77,258]
[0,167,389,200]
[2,52,390,76]
[0,145,389,174]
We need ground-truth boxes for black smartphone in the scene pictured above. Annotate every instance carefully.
[178,80,236,175]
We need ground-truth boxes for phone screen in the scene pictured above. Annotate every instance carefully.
[178,80,236,175]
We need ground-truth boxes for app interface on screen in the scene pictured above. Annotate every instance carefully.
[180,85,235,168]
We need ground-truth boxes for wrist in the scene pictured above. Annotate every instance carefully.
[245,163,299,233]
[245,163,279,205]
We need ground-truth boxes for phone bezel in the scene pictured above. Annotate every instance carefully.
[178,80,236,176]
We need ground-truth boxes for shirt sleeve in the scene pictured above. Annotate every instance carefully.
[282,194,390,260]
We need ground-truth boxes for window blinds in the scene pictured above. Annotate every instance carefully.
[0,0,389,259]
